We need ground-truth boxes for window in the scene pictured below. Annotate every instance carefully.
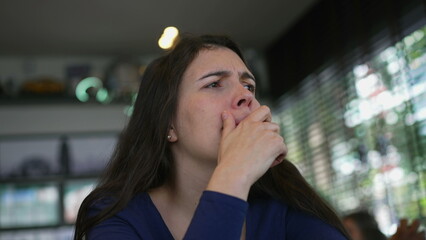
[274,25,426,235]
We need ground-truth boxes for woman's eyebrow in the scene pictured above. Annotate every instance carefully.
[198,70,230,81]
[240,71,256,82]
[198,70,256,82]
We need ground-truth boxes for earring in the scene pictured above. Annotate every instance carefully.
[167,135,172,140]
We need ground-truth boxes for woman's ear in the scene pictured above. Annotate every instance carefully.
[167,126,177,142]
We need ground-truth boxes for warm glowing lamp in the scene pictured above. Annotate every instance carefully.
[158,26,179,49]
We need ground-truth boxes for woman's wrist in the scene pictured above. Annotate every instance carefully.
[206,165,252,201]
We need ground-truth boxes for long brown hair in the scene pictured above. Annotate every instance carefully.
[74,35,350,239]
[343,211,387,240]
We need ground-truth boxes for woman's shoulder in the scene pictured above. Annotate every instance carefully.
[245,196,288,239]
[248,195,289,216]
[285,205,347,239]
[87,192,152,223]
[87,192,173,239]
[89,192,149,211]
[248,196,347,239]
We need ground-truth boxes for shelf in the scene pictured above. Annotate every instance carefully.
[0,174,100,184]
[0,225,75,240]
[0,131,116,232]
[0,95,134,106]
[0,223,74,232]
[0,95,79,105]
[0,105,126,136]
[0,177,98,230]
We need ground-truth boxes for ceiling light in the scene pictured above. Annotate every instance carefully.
[158,26,179,49]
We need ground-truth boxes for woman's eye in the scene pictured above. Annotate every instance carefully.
[206,81,220,88]
[244,84,256,93]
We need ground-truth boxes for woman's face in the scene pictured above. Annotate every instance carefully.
[171,47,260,165]
[344,218,363,240]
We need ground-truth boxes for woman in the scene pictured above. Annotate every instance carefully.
[74,35,350,239]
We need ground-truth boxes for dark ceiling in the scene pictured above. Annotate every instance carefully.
[0,0,318,56]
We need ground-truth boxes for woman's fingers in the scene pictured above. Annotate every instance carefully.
[219,105,287,171]
[391,219,425,240]
[270,153,286,168]
[211,106,287,200]
[242,105,272,123]
[409,219,421,233]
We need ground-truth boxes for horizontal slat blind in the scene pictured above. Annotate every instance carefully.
[273,24,426,236]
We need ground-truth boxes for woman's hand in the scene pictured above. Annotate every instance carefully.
[206,106,287,200]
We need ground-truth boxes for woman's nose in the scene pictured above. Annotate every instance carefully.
[231,85,254,109]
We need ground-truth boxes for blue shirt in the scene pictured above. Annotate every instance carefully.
[88,191,347,239]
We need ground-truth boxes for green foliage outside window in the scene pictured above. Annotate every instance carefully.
[274,25,426,236]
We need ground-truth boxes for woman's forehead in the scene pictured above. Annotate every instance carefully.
[183,48,247,79]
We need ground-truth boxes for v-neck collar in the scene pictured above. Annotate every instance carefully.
[142,192,175,239]
[142,192,251,240]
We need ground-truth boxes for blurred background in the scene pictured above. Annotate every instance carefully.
[0,0,425,239]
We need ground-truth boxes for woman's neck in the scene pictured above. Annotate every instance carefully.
[170,163,212,209]
[149,157,216,239]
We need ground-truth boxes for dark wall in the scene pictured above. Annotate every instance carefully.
[266,0,425,99]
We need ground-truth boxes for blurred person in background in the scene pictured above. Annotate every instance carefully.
[343,210,425,240]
